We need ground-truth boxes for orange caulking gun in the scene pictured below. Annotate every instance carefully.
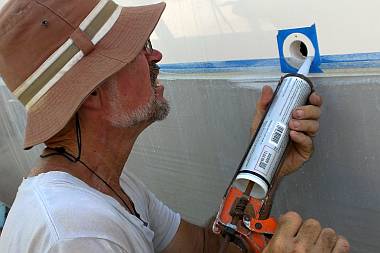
[213,57,314,253]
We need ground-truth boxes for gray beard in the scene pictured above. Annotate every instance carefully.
[150,96,170,122]
[106,69,169,128]
[109,95,170,128]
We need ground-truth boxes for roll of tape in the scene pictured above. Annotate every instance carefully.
[282,33,315,69]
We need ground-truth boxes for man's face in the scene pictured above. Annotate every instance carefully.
[103,44,169,128]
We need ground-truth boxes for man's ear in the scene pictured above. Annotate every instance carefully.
[81,88,102,110]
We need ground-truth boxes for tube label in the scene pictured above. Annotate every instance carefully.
[235,76,312,198]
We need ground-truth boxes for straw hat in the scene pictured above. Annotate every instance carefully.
[0,0,166,149]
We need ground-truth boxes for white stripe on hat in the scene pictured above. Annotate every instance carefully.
[92,6,122,44]
[79,0,109,30]
[26,51,84,110]
[13,39,73,98]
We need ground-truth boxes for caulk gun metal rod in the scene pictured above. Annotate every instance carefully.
[259,145,292,220]
[244,181,255,197]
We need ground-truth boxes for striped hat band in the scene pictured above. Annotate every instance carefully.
[12,0,122,111]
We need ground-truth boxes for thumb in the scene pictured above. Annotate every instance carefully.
[251,85,274,136]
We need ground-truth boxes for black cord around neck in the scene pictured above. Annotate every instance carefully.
[40,113,148,226]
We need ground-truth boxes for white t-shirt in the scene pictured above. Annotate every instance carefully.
[0,171,181,253]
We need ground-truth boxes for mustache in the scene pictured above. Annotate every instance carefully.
[150,63,160,85]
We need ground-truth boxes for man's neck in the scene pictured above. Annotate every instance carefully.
[31,120,149,192]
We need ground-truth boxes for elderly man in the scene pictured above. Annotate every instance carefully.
[0,0,349,252]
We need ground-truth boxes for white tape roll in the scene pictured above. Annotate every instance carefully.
[282,33,315,69]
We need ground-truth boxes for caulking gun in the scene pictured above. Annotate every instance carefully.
[213,57,314,253]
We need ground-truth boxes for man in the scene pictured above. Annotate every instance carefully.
[0,0,349,252]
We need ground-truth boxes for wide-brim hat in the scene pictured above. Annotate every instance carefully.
[0,0,166,149]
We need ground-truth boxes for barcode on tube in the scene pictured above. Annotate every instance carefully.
[271,123,285,145]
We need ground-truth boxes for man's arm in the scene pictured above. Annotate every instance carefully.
[47,238,127,253]
[162,218,242,253]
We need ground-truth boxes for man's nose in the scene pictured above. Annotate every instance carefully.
[147,49,162,63]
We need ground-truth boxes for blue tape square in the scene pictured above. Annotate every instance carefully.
[277,24,322,73]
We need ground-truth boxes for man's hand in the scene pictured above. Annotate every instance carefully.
[263,212,350,253]
[251,85,322,177]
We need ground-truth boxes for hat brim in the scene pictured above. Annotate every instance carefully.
[24,2,166,149]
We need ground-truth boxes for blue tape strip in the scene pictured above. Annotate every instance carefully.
[161,58,279,73]
[0,203,6,228]
[160,52,380,74]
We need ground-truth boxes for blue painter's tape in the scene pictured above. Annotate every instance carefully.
[0,202,6,228]
[161,58,280,74]
[159,52,380,74]
[277,24,322,73]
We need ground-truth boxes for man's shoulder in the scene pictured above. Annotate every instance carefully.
[14,172,131,239]
[1,171,156,253]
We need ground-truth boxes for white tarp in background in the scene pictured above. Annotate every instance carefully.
[0,80,42,206]
[127,75,380,253]
[1,71,380,253]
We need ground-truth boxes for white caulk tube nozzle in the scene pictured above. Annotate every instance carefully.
[297,56,313,76]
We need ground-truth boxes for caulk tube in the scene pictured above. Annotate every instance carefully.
[233,57,314,199]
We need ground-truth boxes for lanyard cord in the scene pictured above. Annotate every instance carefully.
[40,113,148,226]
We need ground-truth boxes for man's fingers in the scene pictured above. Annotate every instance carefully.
[267,212,349,253]
[312,228,338,253]
[332,236,350,253]
[274,212,303,239]
[289,120,319,136]
[289,131,313,157]
[251,85,274,135]
[294,219,321,251]
[309,92,323,107]
[256,85,274,113]
[293,105,321,120]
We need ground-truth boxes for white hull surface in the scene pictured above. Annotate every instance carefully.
[120,0,379,66]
